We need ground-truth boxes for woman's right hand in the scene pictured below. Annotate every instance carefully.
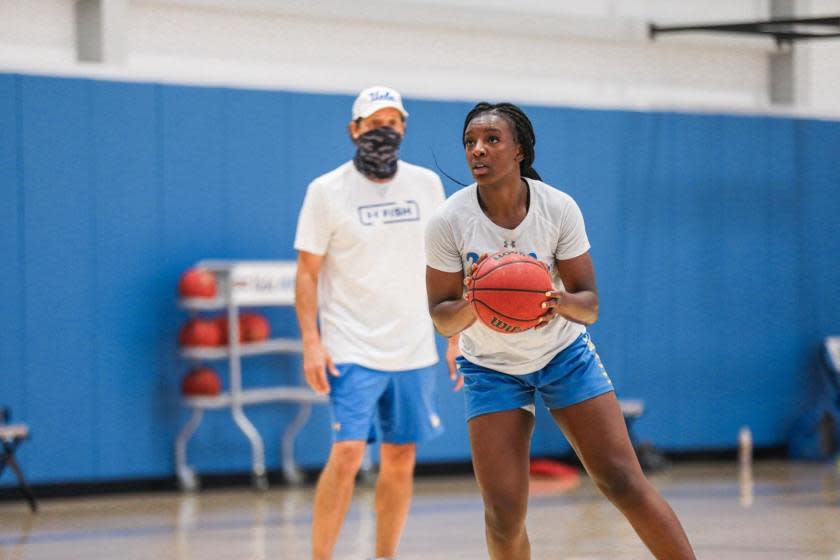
[463,253,488,301]
[302,339,339,395]
[427,257,482,337]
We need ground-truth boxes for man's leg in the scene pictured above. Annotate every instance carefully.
[314,363,389,559]
[374,442,417,558]
[312,440,366,560]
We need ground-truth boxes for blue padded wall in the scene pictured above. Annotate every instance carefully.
[0,77,25,439]
[1,72,839,484]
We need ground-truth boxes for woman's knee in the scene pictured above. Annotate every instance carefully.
[591,461,649,504]
[482,485,528,536]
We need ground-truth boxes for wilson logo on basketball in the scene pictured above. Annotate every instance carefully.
[490,250,522,261]
[489,316,523,333]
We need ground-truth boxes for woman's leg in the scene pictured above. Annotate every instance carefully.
[551,392,695,559]
[468,408,535,560]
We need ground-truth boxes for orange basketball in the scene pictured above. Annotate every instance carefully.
[466,251,553,334]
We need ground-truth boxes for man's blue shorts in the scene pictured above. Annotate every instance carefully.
[328,363,444,444]
[457,333,614,421]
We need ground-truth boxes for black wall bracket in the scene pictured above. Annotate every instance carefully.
[650,16,840,47]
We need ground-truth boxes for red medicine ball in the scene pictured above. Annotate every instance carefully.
[181,366,222,396]
[178,268,217,299]
[178,318,224,347]
[216,313,271,344]
[240,312,271,342]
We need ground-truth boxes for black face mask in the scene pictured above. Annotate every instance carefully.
[353,126,402,180]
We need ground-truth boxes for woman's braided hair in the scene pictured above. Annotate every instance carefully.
[462,102,541,181]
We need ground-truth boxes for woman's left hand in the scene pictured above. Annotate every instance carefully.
[535,290,565,329]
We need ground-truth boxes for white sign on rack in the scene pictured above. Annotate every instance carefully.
[230,262,296,305]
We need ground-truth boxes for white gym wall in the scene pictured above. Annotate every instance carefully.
[0,0,838,115]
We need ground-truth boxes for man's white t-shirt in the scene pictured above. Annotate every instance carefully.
[295,160,445,371]
[425,178,590,375]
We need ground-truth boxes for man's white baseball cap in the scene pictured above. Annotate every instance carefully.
[351,86,409,121]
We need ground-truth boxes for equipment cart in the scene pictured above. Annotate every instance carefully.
[174,260,326,490]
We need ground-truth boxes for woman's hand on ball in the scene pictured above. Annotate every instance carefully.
[535,290,565,329]
[463,253,488,300]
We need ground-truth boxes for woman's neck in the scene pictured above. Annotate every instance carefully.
[477,175,529,230]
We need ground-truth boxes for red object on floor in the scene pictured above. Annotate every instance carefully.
[529,458,579,478]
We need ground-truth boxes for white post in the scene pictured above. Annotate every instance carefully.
[75,0,128,64]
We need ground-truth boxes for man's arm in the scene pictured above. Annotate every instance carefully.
[295,250,338,394]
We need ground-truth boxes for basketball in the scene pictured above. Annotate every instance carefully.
[181,366,222,396]
[466,251,553,334]
[178,268,217,299]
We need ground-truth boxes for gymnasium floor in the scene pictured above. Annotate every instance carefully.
[1,461,838,559]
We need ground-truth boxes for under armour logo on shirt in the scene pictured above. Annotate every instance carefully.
[503,240,516,248]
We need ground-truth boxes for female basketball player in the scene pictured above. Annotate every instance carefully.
[424,102,695,559]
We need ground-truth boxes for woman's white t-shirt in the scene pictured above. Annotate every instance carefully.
[425,178,590,375]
